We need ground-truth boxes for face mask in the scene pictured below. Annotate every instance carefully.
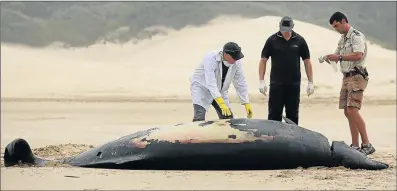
[223,61,233,67]
[220,51,233,67]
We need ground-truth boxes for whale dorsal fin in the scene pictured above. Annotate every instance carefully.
[282,116,297,126]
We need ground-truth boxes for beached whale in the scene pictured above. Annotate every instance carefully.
[3,118,389,170]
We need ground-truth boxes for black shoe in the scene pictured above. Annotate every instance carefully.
[360,143,376,155]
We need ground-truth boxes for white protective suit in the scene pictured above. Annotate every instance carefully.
[190,49,250,110]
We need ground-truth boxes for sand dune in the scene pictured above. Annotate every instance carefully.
[1,15,395,102]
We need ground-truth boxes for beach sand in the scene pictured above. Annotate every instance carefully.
[1,16,396,190]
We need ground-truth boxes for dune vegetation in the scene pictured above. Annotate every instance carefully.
[1,2,396,50]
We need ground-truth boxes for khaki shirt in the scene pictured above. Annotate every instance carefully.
[334,26,367,73]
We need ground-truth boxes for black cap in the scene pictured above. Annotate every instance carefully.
[279,16,294,32]
[223,42,244,60]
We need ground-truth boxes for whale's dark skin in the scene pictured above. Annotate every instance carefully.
[3,118,389,170]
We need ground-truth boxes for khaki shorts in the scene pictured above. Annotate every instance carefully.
[339,74,368,110]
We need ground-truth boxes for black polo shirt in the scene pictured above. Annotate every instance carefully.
[261,31,310,85]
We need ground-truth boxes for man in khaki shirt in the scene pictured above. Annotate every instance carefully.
[325,11,375,155]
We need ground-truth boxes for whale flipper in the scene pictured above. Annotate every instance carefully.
[282,116,297,126]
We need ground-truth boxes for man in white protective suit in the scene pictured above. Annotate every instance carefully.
[190,42,253,122]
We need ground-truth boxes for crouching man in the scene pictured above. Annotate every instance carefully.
[190,42,253,121]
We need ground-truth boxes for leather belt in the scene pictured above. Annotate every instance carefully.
[343,70,359,77]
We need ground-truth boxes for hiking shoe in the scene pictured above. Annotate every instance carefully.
[360,143,376,155]
[350,144,361,151]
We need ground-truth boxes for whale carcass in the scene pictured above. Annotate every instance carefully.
[3,118,389,170]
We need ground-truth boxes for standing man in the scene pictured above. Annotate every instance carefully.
[325,11,375,155]
[190,42,253,122]
[258,16,314,125]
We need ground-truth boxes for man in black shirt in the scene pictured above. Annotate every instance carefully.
[258,16,314,125]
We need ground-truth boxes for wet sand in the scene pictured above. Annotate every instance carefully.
[1,101,396,190]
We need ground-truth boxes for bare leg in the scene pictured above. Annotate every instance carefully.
[346,107,370,144]
[344,78,375,155]
[345,108,360,147]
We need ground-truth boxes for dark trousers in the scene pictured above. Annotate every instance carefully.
[268,83,301,125]
[192,100,234,122]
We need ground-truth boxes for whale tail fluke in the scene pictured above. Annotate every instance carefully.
[3,138,48,167]
[331,141,389,170]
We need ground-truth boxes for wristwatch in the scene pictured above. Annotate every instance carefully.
[339,55,343,62]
